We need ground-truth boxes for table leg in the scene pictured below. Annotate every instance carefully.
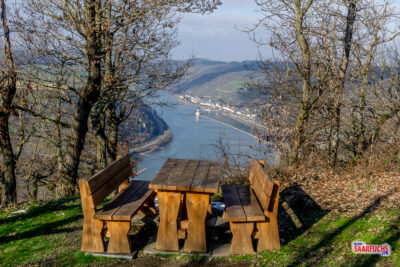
[184,193,209,253]
[156,191,181,251]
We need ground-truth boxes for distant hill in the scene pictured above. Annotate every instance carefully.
[173,58,263,105]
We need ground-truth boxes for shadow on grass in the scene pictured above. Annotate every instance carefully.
[287,191,395,267]
[278,184,329,246]
[209,184,329,255]
[180,256,208,267]
[353,214,400,267]
[0,214,82,244]
[0,197,79,224]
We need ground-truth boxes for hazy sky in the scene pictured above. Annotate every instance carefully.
[172,0,263,62]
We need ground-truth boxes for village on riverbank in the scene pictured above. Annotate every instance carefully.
[176,94,268,131]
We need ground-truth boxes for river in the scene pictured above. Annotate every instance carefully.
[134,92,270,181]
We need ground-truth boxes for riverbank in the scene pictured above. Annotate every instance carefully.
[129,129,173,155]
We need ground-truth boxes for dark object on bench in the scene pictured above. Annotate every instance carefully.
[222,159,280,255]
[79,155,155,254]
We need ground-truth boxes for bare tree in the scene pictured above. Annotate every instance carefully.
[250,0,400,168]
[16,0,221,198]
[90,0,192,170]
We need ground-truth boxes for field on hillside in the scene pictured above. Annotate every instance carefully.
[174,59,262,105]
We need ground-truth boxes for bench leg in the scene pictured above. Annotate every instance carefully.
[156,191,181,251]
[257,218,280,251]
[107,221,131,254]
[184,193,209,253]
[145,195,157,215]
[81,217,105,252]
[230,222,255,255]
[138,193,157,216]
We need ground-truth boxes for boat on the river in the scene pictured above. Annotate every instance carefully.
[195,109,200,117]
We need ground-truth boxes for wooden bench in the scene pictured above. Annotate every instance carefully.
[222,159,280,255]
[79,155,155,254]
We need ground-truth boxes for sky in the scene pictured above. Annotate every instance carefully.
[172,0,264,62]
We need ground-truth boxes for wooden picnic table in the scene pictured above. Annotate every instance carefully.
[149,158,222,253]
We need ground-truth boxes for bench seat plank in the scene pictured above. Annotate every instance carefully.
[112,181,154,221]
[94,180,153,221]
[221,185,246,222]
[94,180,143,220]
[236,185,265,221]
[222,185,265,222]
[222,160,281,254]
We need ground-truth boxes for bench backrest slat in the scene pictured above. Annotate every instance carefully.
[86,155,131,195]
[79,155,133,208]
[90,164,132,207]
[249,159,275,212]
[268,181,280,214]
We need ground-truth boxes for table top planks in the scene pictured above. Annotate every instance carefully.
[149,158,221,194]
[190,161,211,193]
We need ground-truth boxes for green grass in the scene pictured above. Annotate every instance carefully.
[210,190,223,202]
[0,198,120,266]
[230,209,400,266]
[0,198,398,266]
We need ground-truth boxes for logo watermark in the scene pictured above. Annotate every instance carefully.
[352,241,391,256]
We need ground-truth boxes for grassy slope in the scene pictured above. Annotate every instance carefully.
[0,197,398,266]
[0,198,121,266]
[175,59,261,105]
[235,210,399,266]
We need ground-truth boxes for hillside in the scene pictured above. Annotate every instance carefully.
[120,105,172,154]
[174,59,262,105]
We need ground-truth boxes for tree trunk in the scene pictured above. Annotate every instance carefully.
[106,105,119,163]
[329,1,356,165]
[56,0,102,197]
[290,103,310,165]
[354,33,377,159]
[91,102,108,170]
[356,87,367,156]
[0,0,17,206]
[289,0,313,166]
[0,115,17,205]
[103,2,119,164]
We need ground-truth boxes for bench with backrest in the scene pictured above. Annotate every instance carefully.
[222,159,280,255]
[79,155,155,254]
